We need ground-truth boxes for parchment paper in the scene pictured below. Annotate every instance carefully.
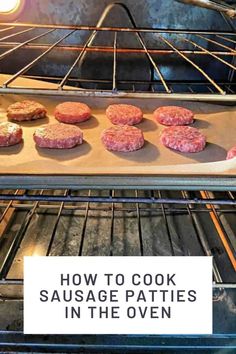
[0,74,236,176]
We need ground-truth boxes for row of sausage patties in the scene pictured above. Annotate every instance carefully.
[1,100,236,159]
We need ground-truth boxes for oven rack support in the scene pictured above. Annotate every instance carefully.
[1,175,236,191]
[0,3,236,101]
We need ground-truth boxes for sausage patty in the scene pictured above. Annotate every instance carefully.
[0,122,22,147]
[101,125,144,152]
[34,123,83,149]
[55,102,91,123]
[226,146,236,160]
[7,100,47,121]
[160,126,206,153]
[154,106,194,126]
[106,104,143,125]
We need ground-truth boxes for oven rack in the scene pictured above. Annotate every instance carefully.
[0,189,235,289]
[0,3,236,101]
[1,175,236,192]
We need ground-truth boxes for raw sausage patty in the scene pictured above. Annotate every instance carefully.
[106,104,143,125]
[7,100,47,121]
[101,125,144,152]
[34,123,83,149]
[226,146,236,160]
[160,126,206,153]
[55,102,91,123]
[0,122,22,147]
[154,106,194,126]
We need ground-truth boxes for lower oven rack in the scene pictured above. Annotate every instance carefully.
[0,188,235,352]
[0,188,235,288]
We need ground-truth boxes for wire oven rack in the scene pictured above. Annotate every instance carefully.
[0,189,236,351]
[0,3,236,101]
[0,188,235,290]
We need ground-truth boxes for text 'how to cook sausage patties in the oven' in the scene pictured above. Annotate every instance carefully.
[0,122,22,146]
[106,104,143,125]
[154,106,194,126]
[101,125,144,152]
[33,123,83,149]
[7,100,47,121]
[160,126,206,153]
[55,102,91,124]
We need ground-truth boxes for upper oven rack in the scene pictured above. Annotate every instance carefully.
[0,2,236,101]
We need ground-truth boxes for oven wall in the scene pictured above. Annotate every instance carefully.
[21,0,228,29]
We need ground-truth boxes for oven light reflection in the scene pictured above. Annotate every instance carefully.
[28,245,45,257]
[0,0,20,13]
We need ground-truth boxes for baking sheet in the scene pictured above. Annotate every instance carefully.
[0,74,236,176]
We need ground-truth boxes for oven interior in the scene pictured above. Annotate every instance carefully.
[0,0,236,352]
[0,0,236,100]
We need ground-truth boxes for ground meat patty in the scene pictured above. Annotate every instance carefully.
[154,106,194,126]
[101,125,144,152]
[0,122,22,147]
[106,104,143,125]
[34,123,83,149]
[54,102,91,123]
[7,100,47,121]
[160,126,206,153]
[226,146,236,160]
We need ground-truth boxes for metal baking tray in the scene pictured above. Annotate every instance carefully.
[0,75,236,190]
